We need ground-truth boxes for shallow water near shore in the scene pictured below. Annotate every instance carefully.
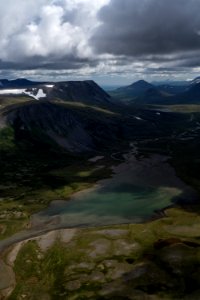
[31,153,197,228]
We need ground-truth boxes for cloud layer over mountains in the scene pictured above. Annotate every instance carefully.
[92,0,200,56]
[1,0,200,82]
[0,0,106,68]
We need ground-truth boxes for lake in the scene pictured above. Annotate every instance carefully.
[31,153,197,228]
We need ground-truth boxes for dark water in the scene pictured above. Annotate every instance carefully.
[31,154,197,228]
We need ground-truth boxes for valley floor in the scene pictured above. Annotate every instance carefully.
[1,207,200,299]
[1,102,200,299]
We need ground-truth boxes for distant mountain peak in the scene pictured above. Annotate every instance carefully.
[191,77,200,85]
[0,78,44,89]
[130,79,151,86]
[11,78,31,82]
[127,80,153,90]
[115,80,155,98]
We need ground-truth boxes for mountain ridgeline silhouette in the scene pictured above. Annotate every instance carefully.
[0,79,112,106]
[111,78,200,105]
[0,77,200,155]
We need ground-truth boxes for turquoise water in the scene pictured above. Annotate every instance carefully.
[32,154,196,227]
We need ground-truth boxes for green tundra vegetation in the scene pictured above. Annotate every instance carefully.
[1,93,200,299]
[4,207,200,300]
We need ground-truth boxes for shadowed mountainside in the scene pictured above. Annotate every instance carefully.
[48,80,112,106]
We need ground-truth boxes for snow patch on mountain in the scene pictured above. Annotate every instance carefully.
[45,85,54,88]
[134,116,143,121]
[0,88,47,100]
[0,89,27,95]
[34,89,46,99]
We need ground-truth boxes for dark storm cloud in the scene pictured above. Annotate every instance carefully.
[91,0,200,57]
[0,56,98,71]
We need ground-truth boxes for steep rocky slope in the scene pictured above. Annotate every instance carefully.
[1,101,124,153]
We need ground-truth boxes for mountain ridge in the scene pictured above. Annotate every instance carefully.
[0,79,113,107]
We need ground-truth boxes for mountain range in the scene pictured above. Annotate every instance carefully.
[0,78,44,88]
[1,77,200,106]
[0,76,200,155]
[110,77,200,105]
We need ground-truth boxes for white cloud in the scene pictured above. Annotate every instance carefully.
[0,0,199,84]
[0,0,109,63]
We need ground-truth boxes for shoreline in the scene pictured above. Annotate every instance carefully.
[0,204,197,255]
[0,151,199,254]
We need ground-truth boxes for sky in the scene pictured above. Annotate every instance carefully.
[0,0,200,85]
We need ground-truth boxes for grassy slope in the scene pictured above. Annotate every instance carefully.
[0,95,32,109]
